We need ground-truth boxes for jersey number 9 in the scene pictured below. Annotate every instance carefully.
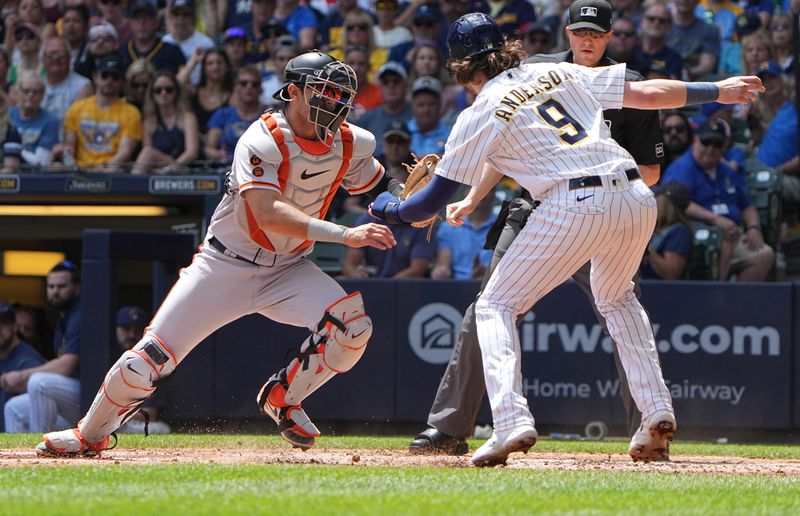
[537,99,588,145]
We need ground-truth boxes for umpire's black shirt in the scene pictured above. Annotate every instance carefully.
[525,50,664,169]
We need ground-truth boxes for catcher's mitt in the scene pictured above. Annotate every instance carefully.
[401,153,441,241]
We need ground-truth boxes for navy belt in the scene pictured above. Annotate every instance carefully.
[208,236,258,265]
[568,169,640,191]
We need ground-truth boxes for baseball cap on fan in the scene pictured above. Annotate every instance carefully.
[383,121,411,142]
[696,118,730,143]
[412,76,441,97]
[567,0,613,33]
[116,306,149,328]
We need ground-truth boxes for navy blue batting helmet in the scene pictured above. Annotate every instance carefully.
[447,12,505,61]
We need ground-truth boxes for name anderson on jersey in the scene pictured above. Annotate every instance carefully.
[493,68,578,123]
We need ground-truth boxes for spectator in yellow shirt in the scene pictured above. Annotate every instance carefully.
[63,54,141,172]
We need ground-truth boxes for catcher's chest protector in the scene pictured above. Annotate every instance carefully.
[238,114,354,254]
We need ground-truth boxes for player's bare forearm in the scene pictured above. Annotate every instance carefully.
[469,164,504,204]
[623,76,763,110]
[448,165,503,225]
[638,164,661,186]
[242,189,395,249]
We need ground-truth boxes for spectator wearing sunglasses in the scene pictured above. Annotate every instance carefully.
[630,3,682,79]
[124,58,155,113]
[74,22,118,80]
[133,71,199,174]
[205,65,265,165]
[3,261,82,434]
[664,119,775,281]
[119,1,186,75]
[660,110,693,169]
[388,4,448,69]
[329,10,389,83]
[63,54,141,172]
[8,21,42,86]
[667,0,721,81]
[606,16,640,65]
[3,0,56,64]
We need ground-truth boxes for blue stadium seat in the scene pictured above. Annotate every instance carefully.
[685,222,723,280]
[744,159,783,248]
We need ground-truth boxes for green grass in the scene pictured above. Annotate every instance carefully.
[3,434,800,515]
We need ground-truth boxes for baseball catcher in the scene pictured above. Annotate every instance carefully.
[36,51,407,457]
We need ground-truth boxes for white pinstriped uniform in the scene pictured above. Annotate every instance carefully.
[436,62,674,433]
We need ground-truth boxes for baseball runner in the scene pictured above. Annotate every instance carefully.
[370,13,762,466]
[36,51,401,457]
[409,0,664,457]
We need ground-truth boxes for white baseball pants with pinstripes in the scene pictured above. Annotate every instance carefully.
[475,173,674,433]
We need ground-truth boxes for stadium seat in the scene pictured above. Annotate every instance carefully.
[744,159,783,248]
[684,222,723,280]
[308,241,346,275]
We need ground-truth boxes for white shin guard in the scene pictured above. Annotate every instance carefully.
[79,336,177,443]
[270,291,372,408]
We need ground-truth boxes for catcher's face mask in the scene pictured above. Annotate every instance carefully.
[301,61,358,142]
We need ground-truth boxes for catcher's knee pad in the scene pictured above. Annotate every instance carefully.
[79,335,177,442]
[270,292,372,407]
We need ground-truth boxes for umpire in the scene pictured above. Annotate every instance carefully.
[409,0,664,456]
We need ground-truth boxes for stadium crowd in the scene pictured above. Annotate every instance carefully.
[0,0,798,283]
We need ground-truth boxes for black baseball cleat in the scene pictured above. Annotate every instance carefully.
[409,428,469,455]
[257,374,320,450]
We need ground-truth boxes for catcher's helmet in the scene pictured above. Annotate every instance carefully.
[273,50,358,141]
[272,50,357,102]
[447,12,505,62]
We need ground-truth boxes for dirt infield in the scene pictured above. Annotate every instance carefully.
[2,447,800,475]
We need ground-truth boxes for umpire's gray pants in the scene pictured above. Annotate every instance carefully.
[426,197,644,438]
